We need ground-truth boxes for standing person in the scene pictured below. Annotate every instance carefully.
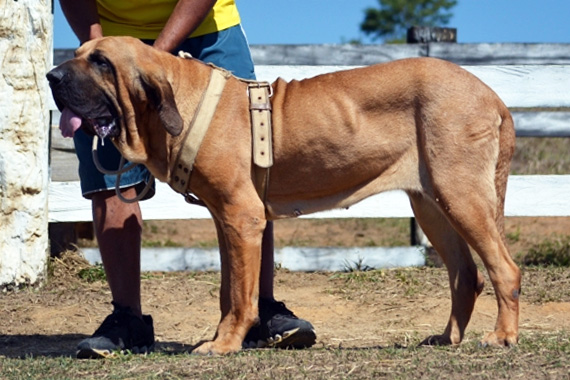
[58,0,316,358]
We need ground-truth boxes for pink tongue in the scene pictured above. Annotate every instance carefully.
[59,107,83,138]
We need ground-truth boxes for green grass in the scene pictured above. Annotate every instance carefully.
[196,239,219,248]
[506,227,521,243]
[1,332,568,380]
[511,137,570,175]
[516,236,570,267]
[77,264,106,283]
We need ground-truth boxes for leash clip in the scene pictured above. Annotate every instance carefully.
[184,193,207,207]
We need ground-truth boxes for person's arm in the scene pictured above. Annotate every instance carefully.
[153,0,217,53]
[59,0,103,44]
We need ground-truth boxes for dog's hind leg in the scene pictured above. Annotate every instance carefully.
[433,190,520,347]
[408,193,485,346]
[423,114,519,347]
[414,102,519,346]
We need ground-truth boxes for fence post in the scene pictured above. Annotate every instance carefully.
[0,1,52,287]
[406,26,456,248]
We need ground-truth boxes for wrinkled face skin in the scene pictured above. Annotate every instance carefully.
[46,36,183,145]
[47,40,123,140]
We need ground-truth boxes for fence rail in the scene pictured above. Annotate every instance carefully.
[52,43,570,67]
[48,63,570,223]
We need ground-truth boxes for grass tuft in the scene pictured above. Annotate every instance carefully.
[77,264,107,283]
[517,236,570,267]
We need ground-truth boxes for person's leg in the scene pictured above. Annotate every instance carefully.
[73,130,155,358]
[259,221,274,299]
[92,188,143,317]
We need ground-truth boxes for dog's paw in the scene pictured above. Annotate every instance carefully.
[191,342,217,356]
[191,340,242,356]
[479,331,518,348]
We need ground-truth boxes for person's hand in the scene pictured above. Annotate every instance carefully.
[154,0,216,52]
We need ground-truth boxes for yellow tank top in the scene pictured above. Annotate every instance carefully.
[96,0,241,39]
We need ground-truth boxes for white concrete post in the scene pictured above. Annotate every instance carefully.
[0,0,52,287]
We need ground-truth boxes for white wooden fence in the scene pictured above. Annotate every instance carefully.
[49,64,570,224]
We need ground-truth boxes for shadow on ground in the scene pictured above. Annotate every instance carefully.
[0,334,192,358]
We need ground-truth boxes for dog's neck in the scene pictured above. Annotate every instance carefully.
[114,56,214,181]
[168,67,231,195]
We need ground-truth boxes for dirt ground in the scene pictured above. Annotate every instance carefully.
[1,215,569,358]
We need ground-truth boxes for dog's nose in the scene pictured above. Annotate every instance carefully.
[46,68,65,85]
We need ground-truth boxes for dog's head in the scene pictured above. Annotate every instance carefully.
[47,36,184,161]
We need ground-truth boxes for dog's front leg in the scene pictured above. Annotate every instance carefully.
[192,211,264,355]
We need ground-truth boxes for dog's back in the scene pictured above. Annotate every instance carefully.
[265,57,514,220]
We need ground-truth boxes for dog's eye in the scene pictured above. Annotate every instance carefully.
[89,53,111,71]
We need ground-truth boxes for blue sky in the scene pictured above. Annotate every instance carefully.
[53,0,570,48]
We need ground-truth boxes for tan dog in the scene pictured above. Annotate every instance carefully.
[47,36,520,355]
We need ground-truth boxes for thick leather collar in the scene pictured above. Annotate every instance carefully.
[169,67,230,194]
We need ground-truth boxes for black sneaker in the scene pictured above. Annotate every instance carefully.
[76,302,155,359]
[242,298,317,349]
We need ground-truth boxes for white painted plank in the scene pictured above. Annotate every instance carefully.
[48,182,91,222]
[301,190,413,219]
[81,246,426,272]
[465,66,570,108]
[505,175,570,217]
[275,246,425,271]
[48,181,211,223]
[47,181,412,222]
[428,43,570,66]
[250,44,425,66]
[48,175,570,223]
[512,112,570,137]
[55,44,570,67]
[255,65,570,109]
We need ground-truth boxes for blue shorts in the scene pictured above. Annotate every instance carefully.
[74,24,256,199]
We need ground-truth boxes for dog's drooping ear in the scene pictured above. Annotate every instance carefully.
[141,73,184,136]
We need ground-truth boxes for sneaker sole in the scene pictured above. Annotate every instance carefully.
[267,327,317,349]
[76,344,154,359]
[76,347,115,359]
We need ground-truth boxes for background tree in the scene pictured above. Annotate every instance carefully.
[360,0,458,43]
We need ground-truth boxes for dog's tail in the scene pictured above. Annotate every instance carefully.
[494,108,516,243]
